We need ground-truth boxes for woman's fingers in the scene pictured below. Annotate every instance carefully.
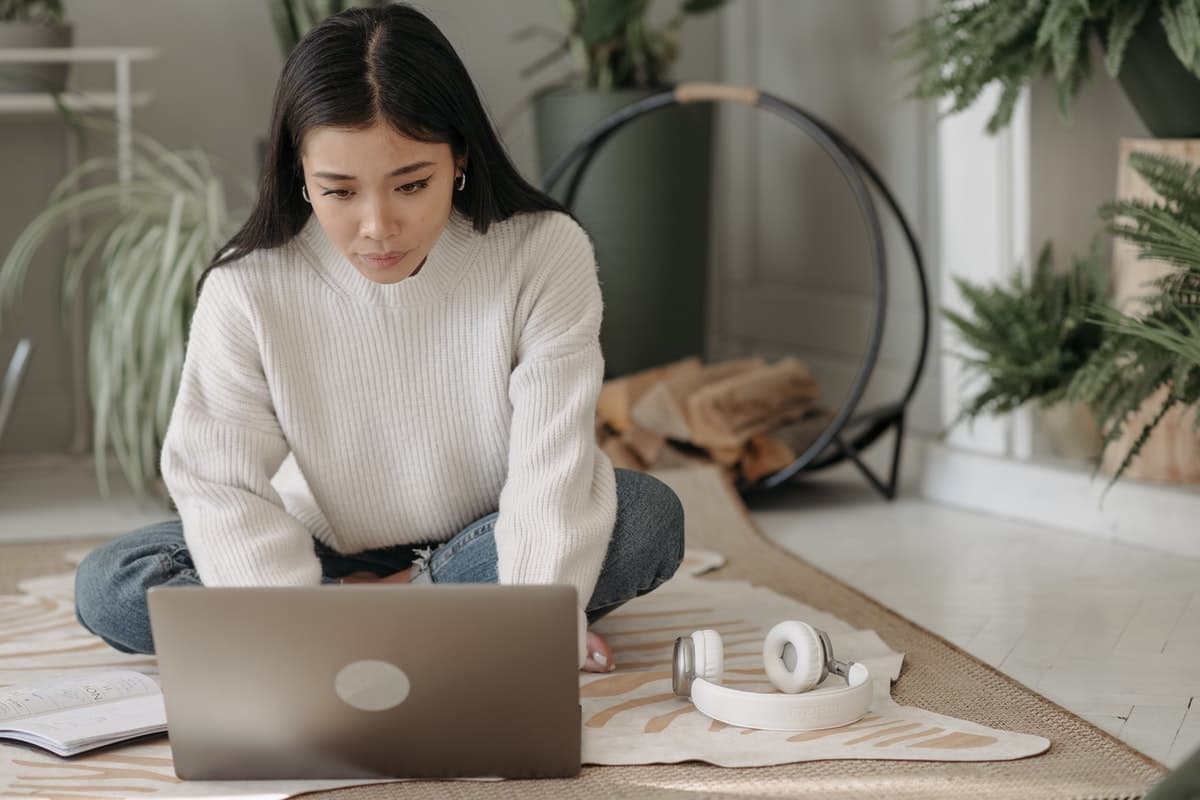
[339,571,381,583]
[582,629,615,673]
[339,568,412,584]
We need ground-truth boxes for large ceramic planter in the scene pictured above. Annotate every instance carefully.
[0,22,73,93]
[534,86,714,379]
[1116,13,1200,138]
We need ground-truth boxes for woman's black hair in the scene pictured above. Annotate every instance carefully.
[203,3,564,283]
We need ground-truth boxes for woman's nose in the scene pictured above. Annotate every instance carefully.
[359,199,399,240]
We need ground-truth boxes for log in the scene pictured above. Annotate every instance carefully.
[630,356,765,442]
[600,436,644,471]
[705,443,745,467]
[739,408,834,483]
[740,434,796,483]
[623,424,667,467]
[655,442,718,471]
[596,357,701,434]
[1102,138,1200,485]
[769,408,836,457]
[627,382,692,441]
[686,357,820,449]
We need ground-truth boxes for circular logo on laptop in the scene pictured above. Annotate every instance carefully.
[334,660,411,711]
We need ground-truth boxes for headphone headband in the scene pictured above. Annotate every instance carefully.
[672,621,872,732]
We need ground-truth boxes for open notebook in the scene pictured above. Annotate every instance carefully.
[0,671,167,757]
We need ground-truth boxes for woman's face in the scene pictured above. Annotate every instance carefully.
[300,121,464,284]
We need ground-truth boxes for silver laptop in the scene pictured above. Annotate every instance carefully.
[147,584,581,780]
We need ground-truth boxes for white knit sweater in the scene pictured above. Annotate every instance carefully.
[160,208,618,619]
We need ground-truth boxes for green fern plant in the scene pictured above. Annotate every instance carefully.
[0,121,250,495]
[897,0,1200,133]
[1068,151,1200,483]
[944,243,1108,426]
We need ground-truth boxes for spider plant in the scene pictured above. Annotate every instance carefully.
[0,121,250,495]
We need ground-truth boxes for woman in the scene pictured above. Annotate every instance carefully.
[74,4,685,673]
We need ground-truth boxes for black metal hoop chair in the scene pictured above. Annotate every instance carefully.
[541,83,930,500]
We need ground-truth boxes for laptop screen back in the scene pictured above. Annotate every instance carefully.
[148,584,580,780]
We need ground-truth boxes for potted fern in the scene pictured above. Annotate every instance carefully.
[0,122,250,495]
[517,0,726,378]
[948,151,1200,485]
[896,0,1200,137]
[944,243,1108,459]
[0,0,73,93]
[1070,151,1200,483]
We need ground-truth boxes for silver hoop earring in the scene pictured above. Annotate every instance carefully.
[301,185,312,204]
[455,172,466,192]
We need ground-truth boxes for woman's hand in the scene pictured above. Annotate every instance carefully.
[339,568,413,584]
[583,629,614,673]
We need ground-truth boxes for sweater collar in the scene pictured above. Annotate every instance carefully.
[295,209,479,306]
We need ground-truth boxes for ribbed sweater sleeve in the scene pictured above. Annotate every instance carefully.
[159,269,322,587]
[494,219,618,615]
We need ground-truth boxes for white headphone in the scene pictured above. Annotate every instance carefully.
[672,620,872,731]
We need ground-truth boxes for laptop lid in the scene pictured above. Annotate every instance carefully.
[147,584,580,780]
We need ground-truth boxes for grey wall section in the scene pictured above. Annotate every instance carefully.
[711,0,941,436]
[0,0,719,456]
[1027,44,1149,460]
[0,119,73,453]
[1029,42,1150,265]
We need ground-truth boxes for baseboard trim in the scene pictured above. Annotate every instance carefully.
[911,437,1200,559]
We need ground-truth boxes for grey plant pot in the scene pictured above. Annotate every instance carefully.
[534,86,714,379]
[1117,12,1200,138]
[0,22,73,93]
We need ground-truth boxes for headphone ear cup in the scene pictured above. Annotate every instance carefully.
[691,629,724,682]
[762,620,825,693]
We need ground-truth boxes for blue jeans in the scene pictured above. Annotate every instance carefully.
[75,468,685,655]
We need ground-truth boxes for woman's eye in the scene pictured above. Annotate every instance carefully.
[396,179,430,195]
[321,188,352,199]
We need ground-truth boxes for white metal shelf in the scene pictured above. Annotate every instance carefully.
[0,91,153,113]
[0,46,158,64]
[0,46,160,183]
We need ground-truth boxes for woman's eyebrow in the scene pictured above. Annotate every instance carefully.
[311,161,436,180]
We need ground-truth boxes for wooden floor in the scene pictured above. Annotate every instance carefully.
[1,453,1197,767]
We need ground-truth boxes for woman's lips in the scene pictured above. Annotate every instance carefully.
[360,251,408,269]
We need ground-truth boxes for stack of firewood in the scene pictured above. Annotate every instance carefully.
[595,356,833,484]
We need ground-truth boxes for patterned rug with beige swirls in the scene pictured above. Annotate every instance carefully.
[0,467,1166,799]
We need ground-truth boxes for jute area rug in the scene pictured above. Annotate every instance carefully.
[0,466,1167,799]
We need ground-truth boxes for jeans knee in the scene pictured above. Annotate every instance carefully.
[73,522,187,655]
[74,539,129,643]
[614,469,686,584]
[658,483,686,578]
